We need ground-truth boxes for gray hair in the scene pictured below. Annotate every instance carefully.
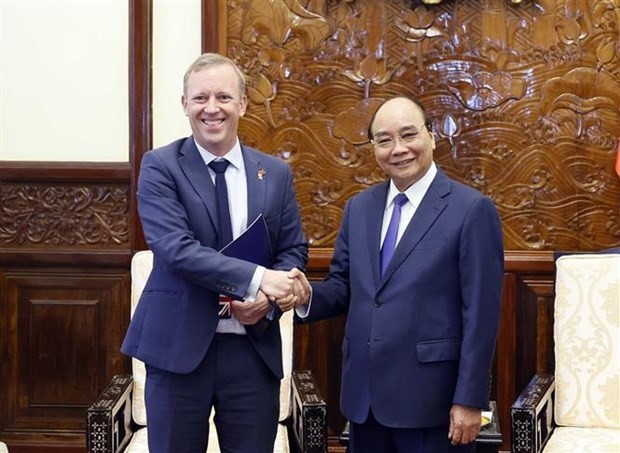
[368,96,432,141]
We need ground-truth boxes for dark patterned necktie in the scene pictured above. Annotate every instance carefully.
[208,160,233,249]
[209,159,234,318]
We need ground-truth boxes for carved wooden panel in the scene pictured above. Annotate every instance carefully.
[212,0,620,251]
[0,183,130,248]
[0,270,129,445]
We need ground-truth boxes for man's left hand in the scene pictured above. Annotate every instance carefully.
[231,291,272,325]
[448,404,481,446]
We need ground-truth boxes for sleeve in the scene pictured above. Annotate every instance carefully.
[452,196,504,409]
[301,199,352,322]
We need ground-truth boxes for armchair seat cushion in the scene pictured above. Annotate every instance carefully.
[554,254,620,429]
[543,427,620,452]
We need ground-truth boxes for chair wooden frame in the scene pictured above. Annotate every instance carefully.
[511,374,555,453]
[511,252,620,453]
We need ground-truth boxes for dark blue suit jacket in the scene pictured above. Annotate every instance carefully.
[121,137,307,378]
[304,169,504,429]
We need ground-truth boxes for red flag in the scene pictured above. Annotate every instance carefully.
[616,139,620,178]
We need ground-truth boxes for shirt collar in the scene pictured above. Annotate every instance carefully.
[194,137,243,170]
[387,161,437,207]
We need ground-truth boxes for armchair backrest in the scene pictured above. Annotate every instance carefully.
[554,253,620,429]
[129,250,294,427]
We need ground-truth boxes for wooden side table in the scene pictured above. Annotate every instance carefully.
[476,401,503,453]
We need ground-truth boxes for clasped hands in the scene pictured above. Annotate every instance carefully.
[231,268,309,325]
[260,268,310,312]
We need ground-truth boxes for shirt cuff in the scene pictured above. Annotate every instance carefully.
[295,285,313,318]
[245,265,265,302]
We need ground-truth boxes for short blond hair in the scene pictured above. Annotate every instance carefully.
[183,53,246,96]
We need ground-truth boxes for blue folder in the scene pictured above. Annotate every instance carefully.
[220,214,272,267]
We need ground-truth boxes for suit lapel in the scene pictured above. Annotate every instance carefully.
[367,182,390,287]
[379,171,450,288]
[243,146,266,226]
[178,138,218,232]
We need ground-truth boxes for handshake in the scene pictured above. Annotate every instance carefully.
[231,268,310,326]
[259,268,311,312]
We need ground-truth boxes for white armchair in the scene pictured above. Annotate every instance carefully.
[511,253,620,452]
[87,250,327,452]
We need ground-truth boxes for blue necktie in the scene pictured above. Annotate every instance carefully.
[209,159,234,318]
[380,193,408,277]
[209,160,233,249]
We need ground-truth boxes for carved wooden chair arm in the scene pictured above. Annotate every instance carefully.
[511,374,555,453]
[291,370,328,453]
[86,374,136,453]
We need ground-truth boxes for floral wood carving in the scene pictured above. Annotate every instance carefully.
[218,0,620,250]
[0,184,130,247]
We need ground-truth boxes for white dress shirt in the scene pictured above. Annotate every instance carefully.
[380,162,438,249]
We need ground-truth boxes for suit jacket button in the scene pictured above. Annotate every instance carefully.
[374,299,382,307]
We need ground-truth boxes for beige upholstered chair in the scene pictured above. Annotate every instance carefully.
[87,250,327,453]
[512,253,620,453]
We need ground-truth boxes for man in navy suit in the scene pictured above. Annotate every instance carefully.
[121,53,307,452]
[288,96,504,452]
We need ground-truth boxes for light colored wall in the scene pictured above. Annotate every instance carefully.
[0,0,200,162]
[1,0,129,162]
[152,0,200,149]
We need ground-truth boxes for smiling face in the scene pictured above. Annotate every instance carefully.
[370,97,436,191]
[181,63,247,156]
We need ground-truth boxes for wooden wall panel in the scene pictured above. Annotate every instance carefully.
[129,0,152,252]
[0,162,132,267]
[0,183,129,248]
[0,269,129,447]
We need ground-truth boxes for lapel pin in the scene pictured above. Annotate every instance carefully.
[257,169,266,180]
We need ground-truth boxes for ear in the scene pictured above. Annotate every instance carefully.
[239,94,248,117]
[181,95,188,116]
[427,127,437,150]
